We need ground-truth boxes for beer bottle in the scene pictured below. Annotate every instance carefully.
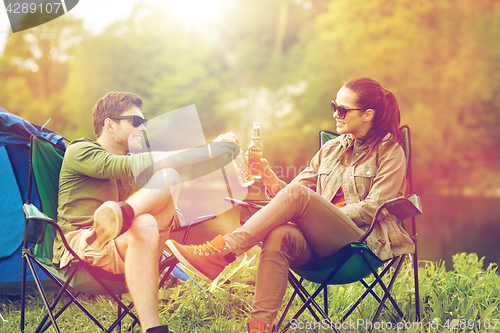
[247,122,263,179]
[232,149,255,187]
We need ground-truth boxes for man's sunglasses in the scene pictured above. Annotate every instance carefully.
[331,101,366,119]
[109,116,148,128]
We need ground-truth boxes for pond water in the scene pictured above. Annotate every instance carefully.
[416,194,500,271]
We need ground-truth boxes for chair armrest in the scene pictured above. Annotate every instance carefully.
[224,197,270,209]
[23,203,55,222]
[174,214,217,232]
[383,194,423,221]
[359,194,422,243]
[23,203,83,263]
[173,214,217,245]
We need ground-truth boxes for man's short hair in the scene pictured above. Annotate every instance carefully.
[92,92,144,138]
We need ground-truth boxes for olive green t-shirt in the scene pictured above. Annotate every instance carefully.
[53,138,153,264]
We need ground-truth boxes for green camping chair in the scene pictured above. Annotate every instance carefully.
[20,135,215,333]
[227,126,422,333]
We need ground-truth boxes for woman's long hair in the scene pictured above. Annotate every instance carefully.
[339,77,404,164]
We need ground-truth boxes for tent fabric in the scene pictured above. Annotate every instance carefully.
[0,146,25,259]
[0,109,65,147]
[0,107,65,290]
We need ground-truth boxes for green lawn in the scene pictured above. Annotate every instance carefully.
[2,253,500,332]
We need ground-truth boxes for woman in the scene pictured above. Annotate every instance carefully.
[167,77,415,333]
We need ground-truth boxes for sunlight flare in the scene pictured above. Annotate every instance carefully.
[169,0,221,23]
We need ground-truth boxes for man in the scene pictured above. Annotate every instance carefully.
[53,92,238,333]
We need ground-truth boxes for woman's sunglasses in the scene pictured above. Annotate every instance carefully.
[109,115,148,128]
[331,101,366,119]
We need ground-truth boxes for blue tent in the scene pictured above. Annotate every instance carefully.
[0,108,65,294]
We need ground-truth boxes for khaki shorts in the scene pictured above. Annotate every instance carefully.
[59,209,184,275]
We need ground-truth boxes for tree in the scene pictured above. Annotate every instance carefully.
[62,2,231,140]
[0,14,86,135]
[293,0,500,193]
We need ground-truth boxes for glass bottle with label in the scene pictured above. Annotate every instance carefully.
[246,122,263,179]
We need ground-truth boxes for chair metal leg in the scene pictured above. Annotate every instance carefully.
[276,281,300,331]
[364,253,405,323]
[85,273,140,333]
[341,258,398,322]
[280,249,358,333]
[37,269,80,333]
[288,274,322,323]
[412,215,421,321]
[107,302,137,333]
[118,294,122,333]
[31,259,106,333]
[277,275,323,332]
[39,292,83,333]
[280,273,340,333]
[25,256,61,333]
[324,285,328,317]
[414,254,420,320]
[28,256,187,332]
[20,253,28,332]
[158,256,180,289]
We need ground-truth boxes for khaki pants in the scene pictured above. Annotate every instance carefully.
[223,183,365,323]
[59,208,184,274]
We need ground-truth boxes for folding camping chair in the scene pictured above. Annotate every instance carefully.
[227,126,422,333]
[20,134,215,333]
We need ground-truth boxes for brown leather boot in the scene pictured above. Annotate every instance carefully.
[166,235,236,282]
[247,319,273,333]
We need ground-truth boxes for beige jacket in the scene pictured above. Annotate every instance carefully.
[274,134,415,261]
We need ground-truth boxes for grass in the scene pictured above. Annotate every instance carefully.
[2,253,500,332]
